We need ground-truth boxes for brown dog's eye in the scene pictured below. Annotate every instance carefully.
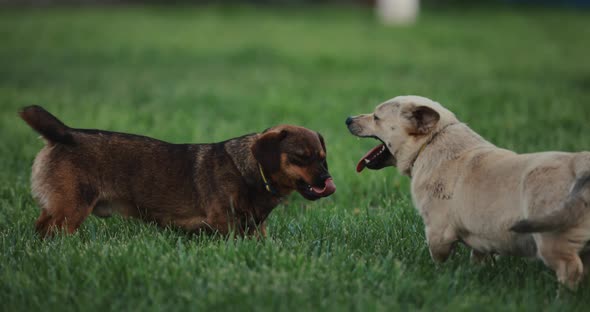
[289,155,309,166]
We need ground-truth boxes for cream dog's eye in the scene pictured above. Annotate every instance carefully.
[374,115,380,121]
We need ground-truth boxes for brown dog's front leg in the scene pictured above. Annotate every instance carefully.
[250,222,267,239]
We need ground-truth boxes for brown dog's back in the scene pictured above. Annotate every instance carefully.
[20,106,206,235]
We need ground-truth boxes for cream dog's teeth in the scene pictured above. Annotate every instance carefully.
[364,159,370,164]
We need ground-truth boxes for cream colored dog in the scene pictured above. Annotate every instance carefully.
[346,95,590,289]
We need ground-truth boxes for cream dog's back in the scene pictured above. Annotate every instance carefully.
[413,126,589,257]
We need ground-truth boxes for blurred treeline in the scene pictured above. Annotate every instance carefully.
[2,0,589,7]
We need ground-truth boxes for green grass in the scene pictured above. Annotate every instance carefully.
[1,5,590,311]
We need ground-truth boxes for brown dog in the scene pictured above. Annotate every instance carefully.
[20,106,335,237]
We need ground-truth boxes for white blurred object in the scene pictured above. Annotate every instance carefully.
[376,0,420,25]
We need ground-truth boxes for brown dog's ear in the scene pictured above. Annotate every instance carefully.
[252,130,288,173]
[317,132,327,154]
[317,132,328,170]
[401,104,440,135]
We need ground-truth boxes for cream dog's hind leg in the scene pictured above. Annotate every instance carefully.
[536,234,584,289]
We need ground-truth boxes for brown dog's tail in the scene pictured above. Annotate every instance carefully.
[19,105,74,145]
[511,172,590,233]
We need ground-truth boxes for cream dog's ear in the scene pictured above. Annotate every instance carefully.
[400,104,440,135]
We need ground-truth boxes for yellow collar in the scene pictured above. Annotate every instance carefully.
[258,163,277,195]
[415,142,428,161]
[410,123,458,174]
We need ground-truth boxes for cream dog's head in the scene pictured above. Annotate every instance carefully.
[346,95,458,175]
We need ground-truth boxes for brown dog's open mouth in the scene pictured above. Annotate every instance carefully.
[356,137,395,172]
[297,178,336,200]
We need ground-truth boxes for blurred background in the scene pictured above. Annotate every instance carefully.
[2,0,590,5]
[3,0,590,10]
[3,0,590,6]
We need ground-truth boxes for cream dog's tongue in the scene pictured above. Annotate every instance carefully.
[356,144,385,172]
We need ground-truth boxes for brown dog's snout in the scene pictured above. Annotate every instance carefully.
[314,171,332,187]
[312,176,336,197]
[304,164,336,198]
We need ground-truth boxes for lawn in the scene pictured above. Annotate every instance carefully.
[1,4,590,311]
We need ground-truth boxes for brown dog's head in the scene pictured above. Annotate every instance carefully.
[346,95,457,175]
[251,125,335,200]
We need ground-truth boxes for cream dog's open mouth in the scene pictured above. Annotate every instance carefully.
[356,136,395,172]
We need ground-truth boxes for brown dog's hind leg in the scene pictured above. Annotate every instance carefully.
[34,185,98,238]
[247,222,267,239]
[35,209,52,236]
[36,202,96,237]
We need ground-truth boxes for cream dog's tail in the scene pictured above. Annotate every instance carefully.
[511,171,590,233]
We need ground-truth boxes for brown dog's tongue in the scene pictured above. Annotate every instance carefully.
[356,144,384,173]
[311,178,336,196]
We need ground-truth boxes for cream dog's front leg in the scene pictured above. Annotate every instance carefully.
[425,224,458,263]
[470,249,486,263]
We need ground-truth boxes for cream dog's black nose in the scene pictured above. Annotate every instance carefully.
[345,117,353,126]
